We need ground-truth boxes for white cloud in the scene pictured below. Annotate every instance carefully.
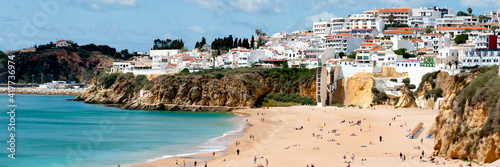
[461,0,500,8]
[75,0,137,10]
[309,0,437,12]
[306,12,336,25]
[185,0,281,14]
[187,26,207,34]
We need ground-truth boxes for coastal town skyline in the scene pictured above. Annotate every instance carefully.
[1,0,500,52]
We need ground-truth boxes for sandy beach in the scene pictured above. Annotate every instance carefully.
[132,105,483,167]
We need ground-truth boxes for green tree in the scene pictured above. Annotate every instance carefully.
[457,11,470,16]
[364,35,371,41]
[347,51,356,59]
[425,28,432,34]
[447,61,453,69]
[454,34,469,44]
[467,7,473,15]
[195,42,200,49]
[490,26,499,33]
[402,77,411,86]
[0,50,6,59]
[338,52,345,59]
[388,14,395,24]
[282,60,289,69]
[453,60,460,69]
[251,35,255,49]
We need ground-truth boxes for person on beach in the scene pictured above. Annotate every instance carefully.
[118,164,120,167]
[421,138,423,144]
[213,151,215,156]
[343,155,346,163]
[266,159,269,167]
[422,150,425,157]
[237,149,240,155]
[400,152,403,160]
[183,160,186,167]
[380,136,382,142]
[254,156,257,164]
[205,161,207,167]
[194,161,197,166]
[176,160,178,165]
[351,153,355,162]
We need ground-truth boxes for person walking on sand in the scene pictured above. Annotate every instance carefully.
[266,159,269,167]
[183,160,186,167]
[351,153,355,162]
[421,138,423,144]
[343,155,346,163]
[213,151,215,157]
[422,150,424,157]
[379,136,382,142]
[254,156,257,164]
[400,152,403,160]
[205,161,207,167]
[194,161,197,166]
[237,149,240,155]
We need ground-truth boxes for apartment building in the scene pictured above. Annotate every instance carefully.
[365,8,411,25]
[436,14,478,27]
[355,43,384,67]
[325,33,363,55]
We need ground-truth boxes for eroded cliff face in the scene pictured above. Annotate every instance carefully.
[75,72,316,110]
[425,71,500,163]
[394,86,416,108]
[331,67,407,108]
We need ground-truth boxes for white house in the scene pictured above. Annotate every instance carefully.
[150,49,180,71]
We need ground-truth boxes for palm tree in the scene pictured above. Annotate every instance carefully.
[467,7,472,16]
[388,14,395,25]
[447,61,453,69]
[453,60,460,69]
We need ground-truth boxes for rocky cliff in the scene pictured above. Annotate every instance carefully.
[75,68,317,111]
[331,67,407,108]
[1,47,119,84]
[421,68,500,163]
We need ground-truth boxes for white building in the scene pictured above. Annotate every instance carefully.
[436,14,478,27]
[408,7,442,28]
[56,40,74,47]
[436,47,459,69]
[364,8,411,25]
[355,43,384,67]
[347,14,385,33]
[150,49,180,71]
[325,33,363,55]
[462,50,500,69]
[313,21,331,37]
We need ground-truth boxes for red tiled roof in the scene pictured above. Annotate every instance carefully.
[311,59,318,61]
[176,53,186,57]
[376,8,410,13]
[326,38,335,40]
[269,49,277,52]
[395,27,423,31]
[403,59,419,61]
[325,34,334,37]
[361,43,377,46]
[418,48,433,51]
[240,50,250,52]
[459,26,487,30]
[370,46,383,51]
[423,33,444,36]
[185,59,195,61]
[231,49,239,51]
[367,39,381,42]
[335,33,352,36]
[384,30,414,34]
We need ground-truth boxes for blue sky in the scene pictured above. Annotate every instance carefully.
[1,0,499,52]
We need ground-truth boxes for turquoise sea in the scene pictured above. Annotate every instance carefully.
[0,95,242,167]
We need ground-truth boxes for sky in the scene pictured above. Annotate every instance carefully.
[1,0,499,52]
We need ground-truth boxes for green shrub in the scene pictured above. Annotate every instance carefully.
[390,78,397,82]
[402,77,411,86]
[408,84,416,89]
[180,68,189,74]
[260,93,316,106]
[372,87,389,104]
[214,73,224,79]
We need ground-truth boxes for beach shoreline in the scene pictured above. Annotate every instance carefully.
[131,105,489,167]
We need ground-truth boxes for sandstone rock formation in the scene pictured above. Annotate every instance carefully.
[424,70,500,163]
